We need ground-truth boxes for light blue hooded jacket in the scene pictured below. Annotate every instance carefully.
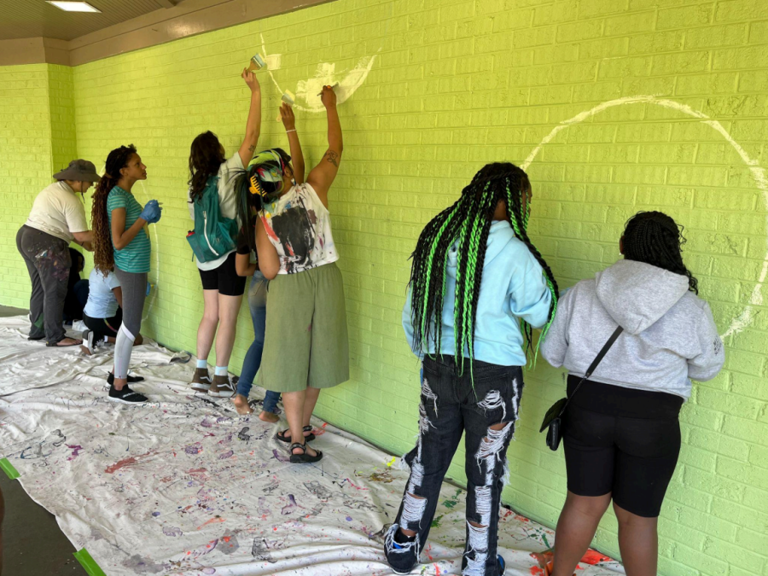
[403,220,553,367]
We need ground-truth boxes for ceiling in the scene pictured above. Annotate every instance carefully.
[0,0,182,41]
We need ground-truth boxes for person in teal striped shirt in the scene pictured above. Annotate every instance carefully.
[92,144,162,404]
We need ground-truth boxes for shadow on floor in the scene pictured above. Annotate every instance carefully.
[0,305,87,576]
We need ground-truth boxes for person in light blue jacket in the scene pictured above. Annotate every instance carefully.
[384,163,559,576]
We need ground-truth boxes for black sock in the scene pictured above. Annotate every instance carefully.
[395,528,415,544]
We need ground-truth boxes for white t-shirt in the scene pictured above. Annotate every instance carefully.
[84,269,121,319]
[187,153,244,271]
[25,181,88,243]
[261,182,339,275]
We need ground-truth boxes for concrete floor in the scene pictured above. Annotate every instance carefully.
[0,305,87,576]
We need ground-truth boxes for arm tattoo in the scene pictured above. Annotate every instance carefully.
[248,145,256,152]
[325,150,339,167]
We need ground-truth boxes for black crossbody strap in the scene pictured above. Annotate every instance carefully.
[562,325,624,411]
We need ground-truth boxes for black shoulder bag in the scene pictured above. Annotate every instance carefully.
[539,326,624,451]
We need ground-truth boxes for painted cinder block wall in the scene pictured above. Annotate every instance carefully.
[1,1,767,574]
[0,63,78,305]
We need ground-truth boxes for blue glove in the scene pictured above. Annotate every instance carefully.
[140,200,162,224]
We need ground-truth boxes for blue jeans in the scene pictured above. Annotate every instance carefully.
[236,272,281,413]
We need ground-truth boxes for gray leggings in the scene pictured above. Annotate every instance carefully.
[113,267,146,336]
[113,267,146,379]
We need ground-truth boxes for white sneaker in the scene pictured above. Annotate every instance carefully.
[80,330,95,355]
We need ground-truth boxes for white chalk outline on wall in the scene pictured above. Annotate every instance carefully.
[520,95,768,339]
[259,34,379,113]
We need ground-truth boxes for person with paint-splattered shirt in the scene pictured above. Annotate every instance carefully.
[242,85,349,465]
[17,160,100,347]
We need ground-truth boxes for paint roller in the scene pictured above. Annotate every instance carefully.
[248,54,266,71]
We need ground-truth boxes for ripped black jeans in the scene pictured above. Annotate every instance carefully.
[385,355,523,576]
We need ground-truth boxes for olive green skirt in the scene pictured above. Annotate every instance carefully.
[257,262,349,392]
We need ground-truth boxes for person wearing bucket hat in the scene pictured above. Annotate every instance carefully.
[16,159,100,347]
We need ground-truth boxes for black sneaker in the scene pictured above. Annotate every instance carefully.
[108,384,148,404]
[107,372,145,384]
[384,524,419,575]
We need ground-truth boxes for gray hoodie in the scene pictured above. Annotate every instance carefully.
[540,259,725,399]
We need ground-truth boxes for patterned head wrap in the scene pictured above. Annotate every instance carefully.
[247,148,292,204]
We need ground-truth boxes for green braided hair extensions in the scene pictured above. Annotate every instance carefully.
[408,162,560,374]
[504,183,558,364]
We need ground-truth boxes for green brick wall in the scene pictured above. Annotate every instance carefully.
[2,1,768,574]
[0,64,63,308]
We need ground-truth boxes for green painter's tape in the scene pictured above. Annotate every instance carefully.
[73,549,106,576]
[0,458,19,479]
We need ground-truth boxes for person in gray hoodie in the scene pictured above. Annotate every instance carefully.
[540,211,724,576]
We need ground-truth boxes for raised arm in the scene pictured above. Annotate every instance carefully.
[237,69,262,168]
[280,103,305,184]
[307,86,342,208]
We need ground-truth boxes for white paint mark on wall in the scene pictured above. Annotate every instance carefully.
[522,95,768,338]
[260,34,378,112]
[265,54,281,70]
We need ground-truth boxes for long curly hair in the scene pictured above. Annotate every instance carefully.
[92,145,137,274]
[189,131,225,203]
[408,162,559,376]
[623,211,698,294]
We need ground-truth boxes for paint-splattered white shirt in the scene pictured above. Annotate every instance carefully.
[261,182,338,274]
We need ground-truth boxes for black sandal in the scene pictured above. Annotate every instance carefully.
[289,442,323,464]
[276,425,316,443]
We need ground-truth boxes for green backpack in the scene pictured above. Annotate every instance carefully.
[186,176,238,263]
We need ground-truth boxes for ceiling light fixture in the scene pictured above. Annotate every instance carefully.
[46,1,102,12]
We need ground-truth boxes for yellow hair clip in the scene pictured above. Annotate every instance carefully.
[249,175,264,197]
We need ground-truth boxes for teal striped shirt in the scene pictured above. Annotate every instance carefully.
[107,186,151,273]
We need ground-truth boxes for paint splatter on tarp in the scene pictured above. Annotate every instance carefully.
[0,316,624,575]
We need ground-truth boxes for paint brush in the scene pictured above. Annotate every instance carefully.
[248,54,266,71]
[317,82,339,97]
[277,90,295,121]
[281,90,295,106]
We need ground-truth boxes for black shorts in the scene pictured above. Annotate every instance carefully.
[198,252,246,296]
[83,309,122,342]
[563,377,683,518]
